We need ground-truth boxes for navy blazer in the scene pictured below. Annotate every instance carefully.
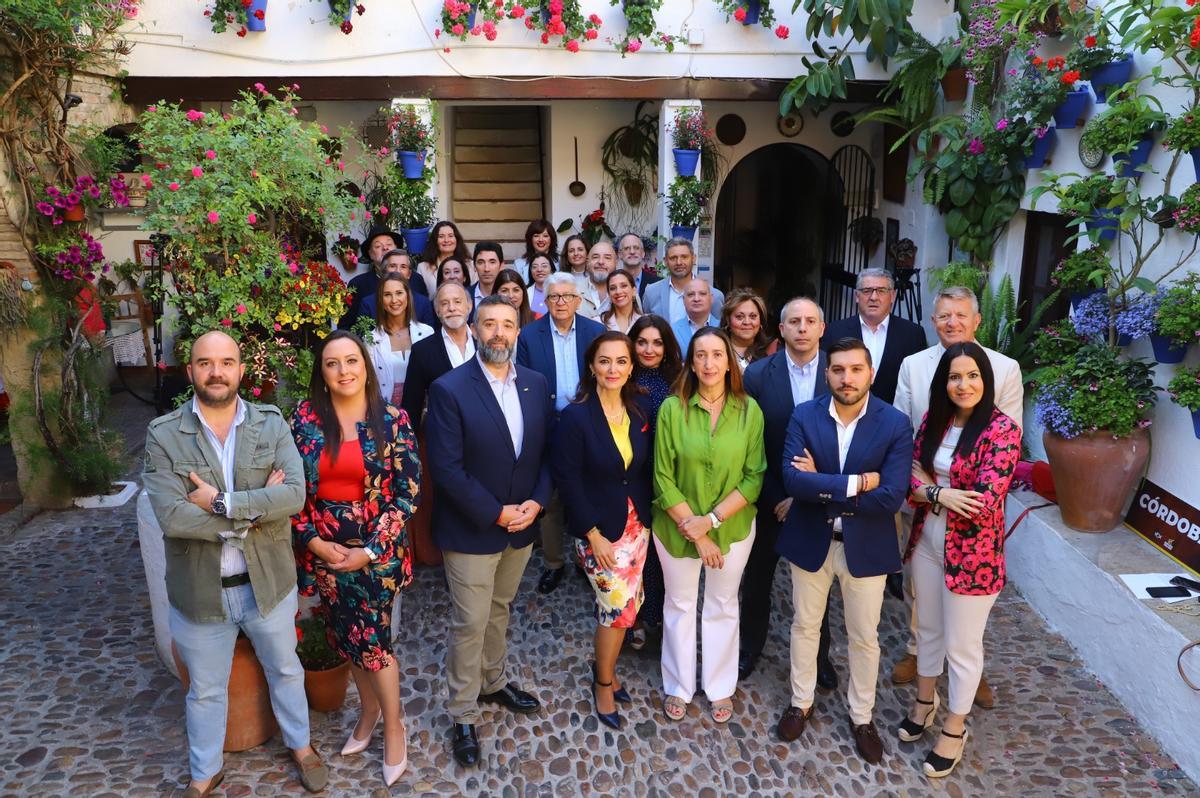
[515,313,606,408]
[552,394,654,542]
[425,358,554,554]
[820,314,927,405]
[400,331,457,430]
[776,396,912,578]
[743,349,831,510]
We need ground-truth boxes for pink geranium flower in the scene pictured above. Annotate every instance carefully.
[207,211,220,223]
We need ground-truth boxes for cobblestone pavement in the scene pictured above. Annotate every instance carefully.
[1,498,1197,798]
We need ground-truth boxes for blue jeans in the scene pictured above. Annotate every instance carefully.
[169,584,309,781]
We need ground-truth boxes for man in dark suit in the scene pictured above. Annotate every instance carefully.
[425,296,554,768]
[739,297,835,687]
[617,232,661,300]
[820,267,927,405]
[338,225,403,330]
[401,282,475,430]
[773,338,912,765]
[515,271,605,593]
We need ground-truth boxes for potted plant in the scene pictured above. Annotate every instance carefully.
[665,176,711,240]
[1079,94,1164,179]
[1030,333,1156,532]
[611,0,673,55]
[1051,245,1108,307]
[388,105,434,178]
[1154,273,1200,362]
[329,0,365,34]
[712,0,789,36]
[204,0,267,35]
[1069,34,1132,104]
[385,173,438,255]
[938,40,968,102]
[296,613,351,712]
[848,215,884,252]
[1167,366,1200,438]
[602,101,658,210]
[889,237,917,268]
[331,233,361,271]
[669,107,709,177]
[578,206,616,247]
[531,0,602,50]
[1171,183,1200,236]
[1038,173,1130,244]
[929,260,986,293]
[1163,110,1200,182]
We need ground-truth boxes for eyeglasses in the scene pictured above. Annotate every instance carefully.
[855,287,894,297]
[934,313,972,323]
[546,294,580,304]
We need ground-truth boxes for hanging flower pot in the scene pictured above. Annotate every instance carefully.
[673,148,700,177]
[1053,87,1090,129]
[1193,408,1200,439]
[1086,206,1121,244]
[1112,137,1154,180]
[622,179,644,206]
[397,150,425,179]
[64,204,86,222]
[246,0,267,31]
[1043,427,1151,532]
[1090,54,1134,104]
[671,224,697,241]
[940,67,969,102]
[1150,333,1188,364]
[739,0,762,25]
[1023,128,1057,170]
[1070,289,1104,311]
[1189,148,1200,183]
[401,225,431,255]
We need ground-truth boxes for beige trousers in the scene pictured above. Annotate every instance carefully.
[788,541,886,725]
[442,544,533,724]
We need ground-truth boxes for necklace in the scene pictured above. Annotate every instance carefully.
[697,391,725,409]
[603,406,626,424]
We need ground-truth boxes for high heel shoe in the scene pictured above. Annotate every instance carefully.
[591,662,631,704]
[591,679,623,730]
[340,714,380,755]
[923,727,968,778]
[897,692,939,742]
[382,722,408,787]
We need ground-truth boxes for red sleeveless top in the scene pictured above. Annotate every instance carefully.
[315,437,366,502]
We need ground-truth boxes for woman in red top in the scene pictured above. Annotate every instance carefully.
[897,341,1020,778]
[290,331,420,787]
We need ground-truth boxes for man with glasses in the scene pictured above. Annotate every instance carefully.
[821,268,926,405]
[889,285,1023,707]
[617,232,661,299]
[516,272,605,593]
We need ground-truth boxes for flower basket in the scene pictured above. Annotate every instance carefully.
[671,224,697,241]
[1053,87,1090,129]
[1023,127,1056,169]
[397,150,425,178]
[672,148,700,176]
[1090,54,1133,104]
[1112,137,1153,180]
[400,225,431,255]
[940,67,969,102]
[1150,333,1188,364]
[246,0,267,31]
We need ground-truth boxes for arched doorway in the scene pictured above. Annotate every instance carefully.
[713,143,842,319]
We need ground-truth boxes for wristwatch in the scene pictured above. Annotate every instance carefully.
[362,548,378,562]
[210,492,228,516]
[707,511,723,529]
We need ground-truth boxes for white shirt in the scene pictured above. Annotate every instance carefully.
[479,355,524,456]
[667,280,688,323]
[442,326,475,368]
[192,396,248,577]
[859,315,889,374]
[786,349,820,406]
[828,395,867,532]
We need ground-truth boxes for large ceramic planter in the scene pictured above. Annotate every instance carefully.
[397,150,425,179]
[671,224,697,241]
[672,148,700,177]
[1086,207,1121,244]
[1023,128,1056,169]
[173,637,279,751]
[1090,54,1134,104]
[940,67,968,102]
[246,0,267,31]
[400,225,430,256]
[1053,87,1090,129]
[1043,427,1151,532]
[304,660,351,712]
[1150,333,1188,364]
[1113,137,1154,180]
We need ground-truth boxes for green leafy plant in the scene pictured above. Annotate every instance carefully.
[1155,273,1200,346]
[712,0,784,31]
[977,274,1061,374]
[1079,93,1165,157]
[857,33,964,133]
[1162,109,1200,151]
[928,260,987,293]
[1031,341,1156,438]
[669,106,711,150]
[1051,245,1110,292]
[389,105,434,152]
[1172,183,1200,233]
[1034,173,1130,217]
[1065,33,1126,78]
[296,614,347,671]
[1168,365,1200,412]
[602,101,658,206]
[610,0,673,55]
[665,176,711,227]
[329,0,366,34]
[374,171,437,230]
[204,0,262,35]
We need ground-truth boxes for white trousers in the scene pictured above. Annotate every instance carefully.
[655,526,755,703]
[788,541,885,725]
[911,512,999,715]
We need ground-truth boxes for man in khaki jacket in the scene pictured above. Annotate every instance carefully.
[143,330,326,797]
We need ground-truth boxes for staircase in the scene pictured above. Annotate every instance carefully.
[450,107,545,265]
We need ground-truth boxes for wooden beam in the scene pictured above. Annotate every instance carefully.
[123,75,887,105]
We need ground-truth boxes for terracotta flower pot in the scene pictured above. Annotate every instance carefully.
[940,67,969,102]
[172,637,279,752]
[64,204,86,222]
[1042,428,1150,532]
[304,659,351,712]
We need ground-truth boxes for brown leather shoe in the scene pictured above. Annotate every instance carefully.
[181,771,224,798]
[294,752,328,793]
[852,720,885,764]
[973,674,995,709]
[891,653,917,685]
[777,706,812,742]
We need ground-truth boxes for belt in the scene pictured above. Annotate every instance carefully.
[221,572,251,589]
[831,531,844,542]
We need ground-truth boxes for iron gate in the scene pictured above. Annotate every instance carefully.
[821,145,876,322]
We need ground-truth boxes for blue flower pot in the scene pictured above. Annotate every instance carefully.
[1113,137,1154,179]
[1090,54,1133,104]
[467,5,476,27]
[246,0,267,31]
[1150,333,1188,364]
[400,226,430,255]
[1086,207,1121,244]
[397,150,425,179]
[1117,332,1133,347]
[740,0,762,24]
[671,225,697,241]
[1192,408,1200,439]
[1190,148,1200,182]
[673,148,700,177]
[1053,87,1090,129]
[1070,289,1104,311]
[1023,128,1056,169]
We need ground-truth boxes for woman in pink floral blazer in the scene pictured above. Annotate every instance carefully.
[896,342,1021,779]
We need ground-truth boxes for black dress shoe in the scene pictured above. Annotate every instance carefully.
[737,650,758,681]
[591,679,623,730]
[451,723,479,767]
[479,683,541,714]
[537,567,564,594]
[591,662,631,704]
[816,658,839,690]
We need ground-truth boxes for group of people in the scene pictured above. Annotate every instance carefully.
[143,221,1024,796]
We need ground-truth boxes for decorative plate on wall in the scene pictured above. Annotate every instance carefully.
[1078,118,1105,169]
[777,111,804,137]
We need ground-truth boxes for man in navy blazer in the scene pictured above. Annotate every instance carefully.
[819,268,926,405]
[774,338,912,765]
[401,282,475,430]
[515,271,605,593]
[739,297,835,686]
[641,237,725,323]
[425,296,554,767]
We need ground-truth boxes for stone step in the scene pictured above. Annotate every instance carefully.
[454,182,543,201]
[455,128,539,147]
[455,145,542,164]
[453,200,544,222]
[455,108,541,129]
[453,162,542,182]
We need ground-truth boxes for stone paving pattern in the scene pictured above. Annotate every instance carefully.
[2,497,1197,797]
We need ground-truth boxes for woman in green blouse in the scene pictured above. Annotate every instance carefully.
[653,327,766,724]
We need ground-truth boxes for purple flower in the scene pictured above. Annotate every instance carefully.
[996,119,1009,131]
[36,202,55,216]
[968,138,985,155]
